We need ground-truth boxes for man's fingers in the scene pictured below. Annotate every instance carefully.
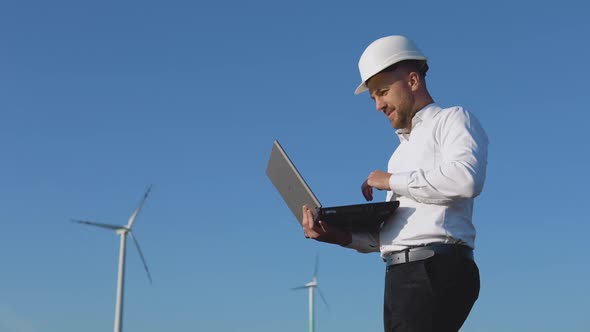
[306,208,320,232]
[361,180,374,201]
[301,205,307,229]
[302,205,329,240]
[364,187,373,201]
[305,206,314,225]
[302,206,313,239]
[302,206,317,235]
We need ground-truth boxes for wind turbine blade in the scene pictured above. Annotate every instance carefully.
[126,185,152,229]
[317,288,330,311]
[291,286,307,290]
[129,231,152,284]
[71,219,125,231]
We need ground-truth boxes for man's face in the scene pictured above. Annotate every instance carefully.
[367,69,415,130]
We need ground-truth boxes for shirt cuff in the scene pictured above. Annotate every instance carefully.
[389,171,412,198]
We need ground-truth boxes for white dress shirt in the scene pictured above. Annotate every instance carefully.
[346,103,488,257]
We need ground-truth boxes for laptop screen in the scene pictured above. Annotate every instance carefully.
[266,140,321,225]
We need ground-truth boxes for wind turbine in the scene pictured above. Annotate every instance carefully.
[292,254,329,332]
[72,186,153,332]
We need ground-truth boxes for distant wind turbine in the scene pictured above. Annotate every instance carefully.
[292,254,329,332]
[72,186,153,332]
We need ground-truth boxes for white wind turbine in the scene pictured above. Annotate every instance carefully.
[72,186,153,332]
[292,254,329,332]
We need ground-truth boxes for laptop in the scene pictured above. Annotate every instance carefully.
[266,140,399,232]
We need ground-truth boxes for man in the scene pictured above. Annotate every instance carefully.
[302,35,489,332]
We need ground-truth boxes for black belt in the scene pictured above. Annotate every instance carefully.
[384,243,474,267]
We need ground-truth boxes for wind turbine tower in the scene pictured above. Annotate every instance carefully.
[292,254,328,332]
[73,186,153,332]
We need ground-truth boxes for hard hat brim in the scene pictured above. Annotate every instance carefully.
[354,82,368,95]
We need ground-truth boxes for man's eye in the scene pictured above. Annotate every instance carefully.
[380,88,389,96]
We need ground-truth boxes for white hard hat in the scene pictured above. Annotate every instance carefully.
[354,35,427,95]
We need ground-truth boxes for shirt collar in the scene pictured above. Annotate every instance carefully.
[396,103,441,139]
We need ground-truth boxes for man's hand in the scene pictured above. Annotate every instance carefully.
[302,205,352,246]
[362,170,392,201]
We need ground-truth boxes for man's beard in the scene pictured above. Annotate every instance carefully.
[392,93,415,130]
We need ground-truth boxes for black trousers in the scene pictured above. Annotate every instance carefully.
[383,254,480,332]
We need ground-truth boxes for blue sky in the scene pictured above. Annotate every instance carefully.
[1,0,589,331]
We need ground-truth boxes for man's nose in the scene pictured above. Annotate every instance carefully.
[375,98,387,112]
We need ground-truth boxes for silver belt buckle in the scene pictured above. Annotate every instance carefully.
[385,247,436,267]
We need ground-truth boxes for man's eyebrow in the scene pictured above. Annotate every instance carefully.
[370,90,377,100]
[370,85,387,99]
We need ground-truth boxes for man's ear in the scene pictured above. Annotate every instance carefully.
[408,72,420,92]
